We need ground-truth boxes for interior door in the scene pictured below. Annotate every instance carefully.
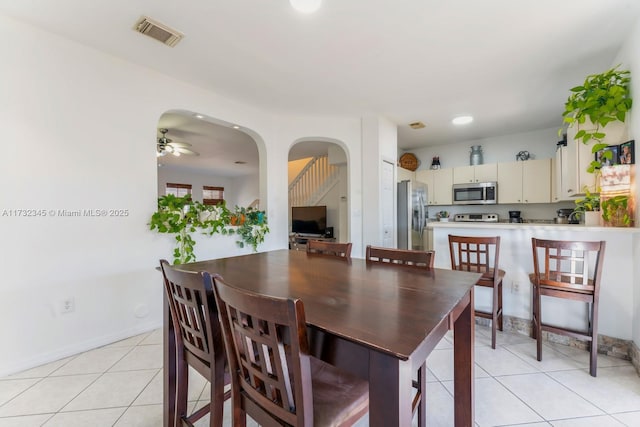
[381,160,395,248]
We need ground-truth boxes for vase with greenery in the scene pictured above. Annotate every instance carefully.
[601,195,631,227]
[149,194,269,264]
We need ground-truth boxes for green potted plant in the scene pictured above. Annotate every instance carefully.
[149,194,204,264]
[437,211,450,222]
[562,66,632,170]
[562,66,633,226]
[572,187,601,226]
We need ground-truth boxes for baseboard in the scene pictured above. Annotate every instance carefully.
[475,315,633,362]
[630,341,640,376]
[0,321,162,377]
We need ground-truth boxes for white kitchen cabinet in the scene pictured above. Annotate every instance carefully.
[397,166,415,182]
[563,120,629,196]
[497,159,551,204]
[453,163,497,184]
[416,168,453,206]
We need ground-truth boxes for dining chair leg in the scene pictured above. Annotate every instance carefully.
[531,284,538,340]
[491,285,499,349]
[209,358,226,427]
[589,301,599,377]
[535,285,542,362]
[497,281,503,331]
[417,363,427,427]
[175,356,189,425]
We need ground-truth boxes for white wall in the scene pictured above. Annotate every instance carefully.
[157,166,259,208]
[0,14,365,375]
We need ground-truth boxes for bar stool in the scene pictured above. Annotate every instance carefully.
[530,238,606,377]
[448,235,504,349]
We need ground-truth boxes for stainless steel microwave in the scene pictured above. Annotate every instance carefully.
[452,182,497,205]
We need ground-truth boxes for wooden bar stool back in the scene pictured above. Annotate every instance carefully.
[530,238,606,377]
[365,245,434,268]
[307,240,353,259]
[448,235,505,349]
[159,260,230,427]
[364,245,434,427]
[211,275,369,427]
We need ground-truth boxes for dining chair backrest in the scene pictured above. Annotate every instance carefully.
[448,235,501,284]
[307,240,353,259]
[531,238,605,294]
[159,259,229,427]
[212,274,314,426]
[365,245,434,268]
[211,274,369,426]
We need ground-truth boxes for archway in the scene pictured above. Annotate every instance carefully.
[288,138,349,243]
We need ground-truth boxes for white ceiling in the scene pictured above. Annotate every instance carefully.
[2,0,639,160]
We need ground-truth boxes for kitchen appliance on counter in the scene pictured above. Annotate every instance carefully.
[556,208,578,224]
[398,180,428,250]
[454,213,499,222]
[509,211,523,223]
[452,182,497,205]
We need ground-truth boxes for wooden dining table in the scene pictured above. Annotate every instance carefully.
[164,249,480,426]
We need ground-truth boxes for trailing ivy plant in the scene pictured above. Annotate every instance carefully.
[149,194,203,265]
[562,66,632,171]
[149,194,269,264]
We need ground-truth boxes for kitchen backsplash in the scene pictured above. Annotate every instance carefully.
[428,201,576,222]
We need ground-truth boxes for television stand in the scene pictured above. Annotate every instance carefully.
[289,233,336,251]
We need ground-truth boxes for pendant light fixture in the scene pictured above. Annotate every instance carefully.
[290,0,322,14]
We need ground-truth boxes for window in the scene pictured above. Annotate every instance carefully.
[166,183,192,197]
[203,186,224,206]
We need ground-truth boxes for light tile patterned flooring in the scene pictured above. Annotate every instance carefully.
[1,325,640,426]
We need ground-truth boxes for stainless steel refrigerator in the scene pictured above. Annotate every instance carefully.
[397,180,428,250]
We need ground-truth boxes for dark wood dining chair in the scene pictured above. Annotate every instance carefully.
[210,274,369,426]
[307,240,353,259]
[364,245,434,427]
[448,235,505,349]
[530,238,606,377]
[365,245,434,268]
[159,260,231,427]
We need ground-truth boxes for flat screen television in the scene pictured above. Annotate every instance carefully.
[291,206,327,236]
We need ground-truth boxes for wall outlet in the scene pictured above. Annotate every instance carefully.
[60,297,75,314]
[512,281,520,293]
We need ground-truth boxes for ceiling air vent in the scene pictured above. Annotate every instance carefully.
[134,16,184,47]
[409,121,426,129]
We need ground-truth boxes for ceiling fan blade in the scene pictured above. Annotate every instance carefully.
[174,147,199,156]
[167,141,192,148]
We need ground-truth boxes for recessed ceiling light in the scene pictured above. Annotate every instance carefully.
[409,121,426,129]
[232,125,240,129]
[290,0,322,14]
[452,116,473,125]
[193,114,204,119]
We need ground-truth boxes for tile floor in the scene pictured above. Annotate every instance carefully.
[1,325,640,426]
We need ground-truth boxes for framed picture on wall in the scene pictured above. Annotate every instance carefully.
[618,140,635,165]
[595,145,619,167]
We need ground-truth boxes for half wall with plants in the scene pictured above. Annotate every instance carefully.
[149,194,269,264]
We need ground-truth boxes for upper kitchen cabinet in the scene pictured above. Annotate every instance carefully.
[452,163,497,184]
[497,159,551,204]
[561,120,630,196]
[397,166,415,182]
[416,169,453,206]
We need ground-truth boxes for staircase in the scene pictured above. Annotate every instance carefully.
[289,155,339,207]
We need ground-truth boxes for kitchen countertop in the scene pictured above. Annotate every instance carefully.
[428,220,640,232]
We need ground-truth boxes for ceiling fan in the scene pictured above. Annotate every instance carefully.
[156,128,199,157]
